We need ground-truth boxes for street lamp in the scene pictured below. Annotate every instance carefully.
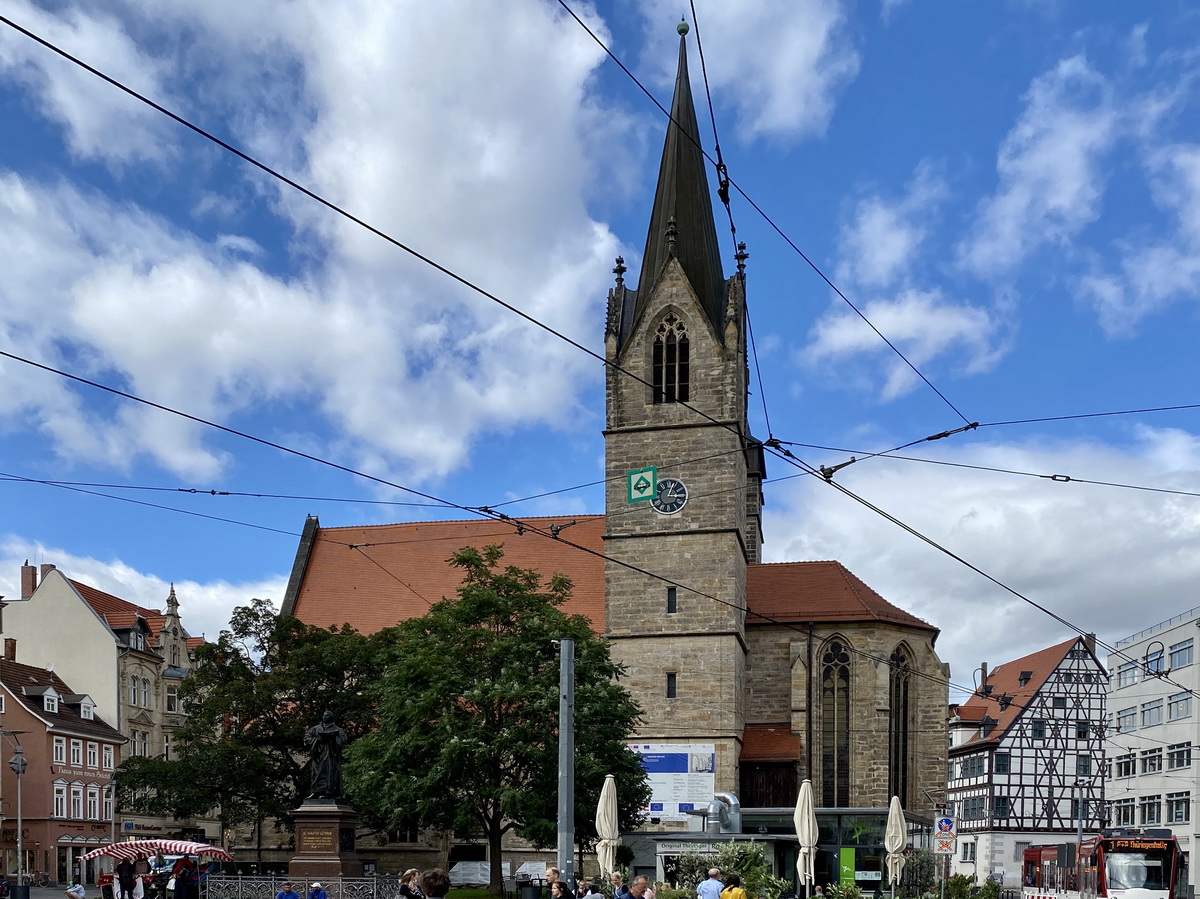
[9,747,27,886]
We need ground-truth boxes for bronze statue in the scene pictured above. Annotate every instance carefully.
[304,710,349,799]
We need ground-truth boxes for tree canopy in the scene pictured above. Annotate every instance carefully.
[117,597,395,842]
[345,545,650,888]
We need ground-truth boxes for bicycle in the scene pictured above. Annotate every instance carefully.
[21,873,51,888]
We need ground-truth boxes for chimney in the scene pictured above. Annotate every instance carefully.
[1084,633,1096,657]
[3,638,15,661]
[20,562,37,599]
[40,563,56,580]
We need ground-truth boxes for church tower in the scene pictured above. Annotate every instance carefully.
[604,27,764,798]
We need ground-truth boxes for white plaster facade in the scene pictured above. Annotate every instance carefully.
[1106,607,1199,892]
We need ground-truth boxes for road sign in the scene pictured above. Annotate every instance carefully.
[936,816,957,837]
[627,467,657,503]
[935,837,957,855]
[934,816,957,854]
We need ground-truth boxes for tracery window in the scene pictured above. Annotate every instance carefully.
[821,639,851,807]
[652,314,690,403]
[888,647,912,803]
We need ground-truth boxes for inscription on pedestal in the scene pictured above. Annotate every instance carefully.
[299,827,336,853]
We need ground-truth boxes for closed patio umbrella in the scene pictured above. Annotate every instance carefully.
[794,778,818,898]
[595,774,620,881]
[885,796,908,899]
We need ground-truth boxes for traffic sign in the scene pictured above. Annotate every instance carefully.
[936,816,957,838]
[627,467,657,503]
[935,837,957,855]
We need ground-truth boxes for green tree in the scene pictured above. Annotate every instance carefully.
[117,597,395,846]
[345,546,650,890]
[672,842,791,899]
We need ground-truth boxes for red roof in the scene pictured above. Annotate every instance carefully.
[747,561,937,632]
[741,724,801,761]
[285,516,607,632]
[70,579,165,634]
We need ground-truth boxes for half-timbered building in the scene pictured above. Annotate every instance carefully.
[947,635,1107,882]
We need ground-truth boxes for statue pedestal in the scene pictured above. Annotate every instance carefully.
[289,801,363,879]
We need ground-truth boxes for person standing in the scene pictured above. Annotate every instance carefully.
[399,870,423,899]
[419,869,451,899]
[115,859,137,899]
[610,874,631,899]
[171,856,197,899]
[719,875,745,899]
[276,883,300,899]
[630,877,651,899]
[696,869,723,899]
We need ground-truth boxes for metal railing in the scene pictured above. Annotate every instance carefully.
[203,875,401,899]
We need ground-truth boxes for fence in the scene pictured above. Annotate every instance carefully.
[203,875,401,899]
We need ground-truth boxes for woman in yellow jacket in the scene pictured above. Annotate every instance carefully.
[719,875,746,899]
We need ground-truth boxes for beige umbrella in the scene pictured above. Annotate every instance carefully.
[885,796,908,898]
[794,778,818,898]
[596,774,620,881]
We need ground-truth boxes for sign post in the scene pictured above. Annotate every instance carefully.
[934,817,956,899]
[627,467,656,503]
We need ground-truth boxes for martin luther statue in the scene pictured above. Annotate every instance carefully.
[304,710,349,800]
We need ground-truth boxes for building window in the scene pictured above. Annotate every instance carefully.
[961,756,985,778]
[103,788,114,821]
[962,842,977,863]
[665,673,677,698]
[1143,748,1163,774]
[888,648,912,803]
[1168,792,1191,823]
[1116,661,1139,688]
[139,731,148,757]
[1170,638,1193,669]
[70,784,83,819]
[80,702,93,720]
[652,314,690,404]
[1113,798,1135,827]
[1142,700,1164,727]
[163,734,171,759]
[141,678,151,708]
[1031,719,1046,739]
[1145,647,1165,674]
[995,753,1011,774]
[1014,842,1032,862]
[821,639,852,807]
[1169,692,1192,721]
[53,737,66,764]
[666,587,677,614]
[166,686,179,713]
[1140,795,1162,825]
[70,740,82,766]
[1168,742,1192,769]
[86,743,98,768]
[170,645,180,667]
[993,796,1011,819]
[1052,696,1068,710]
[86,786,99,820]
[1115,754,1136,778]
[129,675,138,705]
[1117,707,1137,731]
[1077,755,1092,776]
[1075,720,1090,739]
[102,745,114,770]
[53,782,67,818]
[44,694,58,713]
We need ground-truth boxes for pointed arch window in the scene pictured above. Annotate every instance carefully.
[652,314,690,403]
[889,647,913,803]
[821,639,851,807]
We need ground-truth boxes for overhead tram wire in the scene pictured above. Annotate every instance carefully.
[555,0,973,429]
[0,15,795,502]
[980,402,1200,428]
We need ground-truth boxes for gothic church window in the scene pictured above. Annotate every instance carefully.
[821,638,851,807]
[888,647,912,803]
[652,314,690,403]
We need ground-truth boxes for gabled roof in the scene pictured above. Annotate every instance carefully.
[950,636,1085,751]
[71,580,161,634]
[747,561,937,633]
[0,660,124,741]
[624,32,726,349]
[281,515,607,632]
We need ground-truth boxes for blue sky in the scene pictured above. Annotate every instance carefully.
[2,0,1200,691]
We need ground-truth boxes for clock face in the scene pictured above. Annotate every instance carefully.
[651,477,688,514]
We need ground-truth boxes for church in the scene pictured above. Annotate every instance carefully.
[281,31,948,836]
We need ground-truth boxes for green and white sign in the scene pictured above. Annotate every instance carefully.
[627,466,657,503]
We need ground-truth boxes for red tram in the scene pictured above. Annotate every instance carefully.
[1023,829,1182,899]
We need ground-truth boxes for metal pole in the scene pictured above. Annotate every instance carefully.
[557,639,576,885]
[16,756,23,887]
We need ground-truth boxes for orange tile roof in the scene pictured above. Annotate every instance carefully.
[70,579,161,631]
[951,636,1083,749]
[741,724,802,761]
[286,516,607,632]
[746,561,937,633]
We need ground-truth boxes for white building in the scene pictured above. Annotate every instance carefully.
[1106,607,1198,890]
[947,635,1108,883]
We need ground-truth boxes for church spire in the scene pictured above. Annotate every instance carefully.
[633,25,726,342]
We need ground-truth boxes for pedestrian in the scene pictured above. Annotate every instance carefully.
[172,856,198,899]
[307,883,327,899]
[419,869,451,899]
[551,882,570,899]
[719,874,745,899]
[276,883,300,899]
[696,869,723,899]
[115,859,138,899]
[399,870,423,899]
[814,888,825,898]
[629,877,651,899]
[65,878,87,899]
[610,874,631,899]
[0,873,11,899]
[872,888,882,899]
[546,869,560,889]
[574,879,590,899]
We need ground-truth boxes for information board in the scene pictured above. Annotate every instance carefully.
[631,743,716,820]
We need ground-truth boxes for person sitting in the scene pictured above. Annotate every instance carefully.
[307,883,327,899]
[276,883,300,899]
[65,878,87,899]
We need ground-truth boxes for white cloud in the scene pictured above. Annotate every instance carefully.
[0,537,286,645]
[959,56,1117,278]
[635,0,860,139]
[764,428,1200,694]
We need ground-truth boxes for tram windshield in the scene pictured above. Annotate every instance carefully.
[1107,853,1167,891]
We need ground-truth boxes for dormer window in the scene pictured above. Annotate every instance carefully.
[652,314,689,403]
[80,701,94,720]
[44,694,58,713]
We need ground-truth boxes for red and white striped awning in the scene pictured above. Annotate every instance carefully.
[79,840,233,862]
